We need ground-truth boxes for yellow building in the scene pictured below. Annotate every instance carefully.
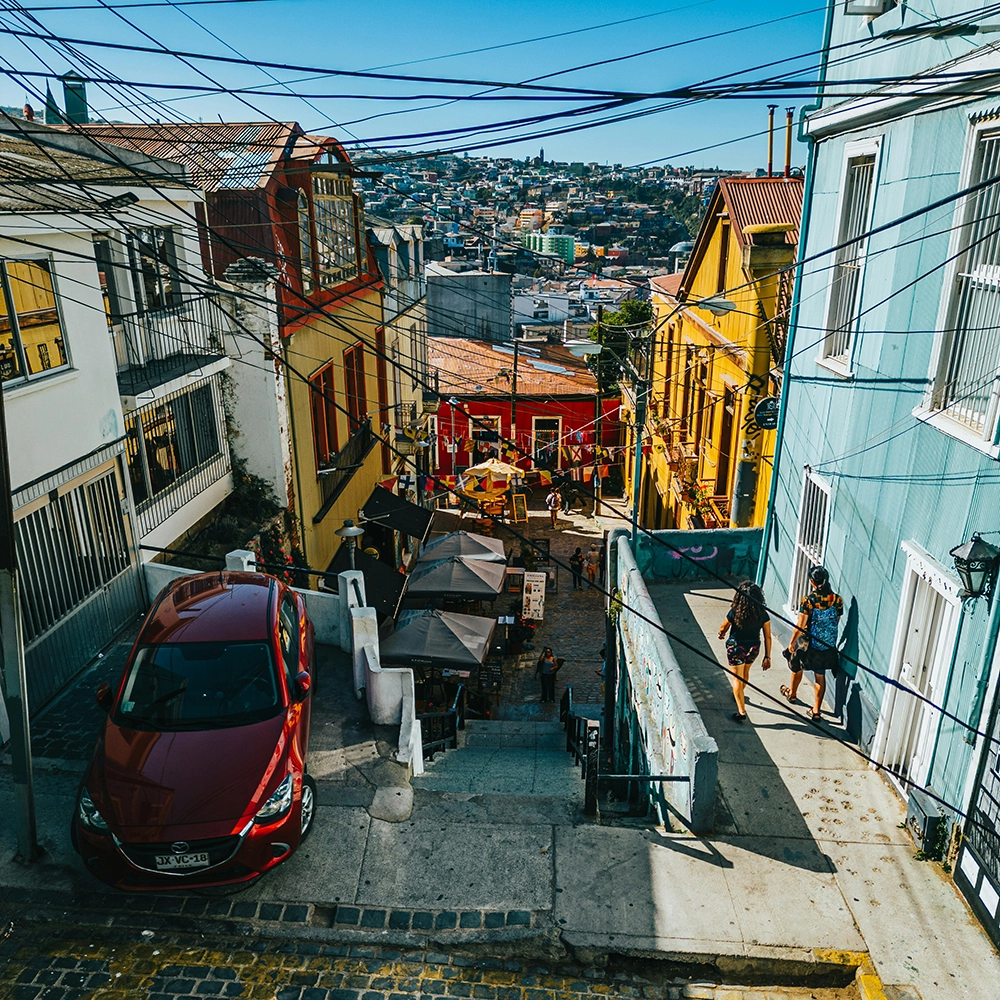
[625,176,802,530]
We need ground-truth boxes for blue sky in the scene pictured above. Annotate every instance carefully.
[4,0,827,169]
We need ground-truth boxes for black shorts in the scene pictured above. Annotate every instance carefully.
[798,646,838,675]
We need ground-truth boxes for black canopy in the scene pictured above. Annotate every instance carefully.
[380,609,496,669]
[420,530,506,563]
[406,555,506,600]
[327,545,406,618]
[362,486,434,543]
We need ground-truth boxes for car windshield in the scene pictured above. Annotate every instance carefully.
[113,641,282,731]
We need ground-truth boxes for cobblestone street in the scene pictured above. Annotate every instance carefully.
[0,921,857,1000]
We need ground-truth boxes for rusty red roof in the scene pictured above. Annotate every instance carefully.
[718,176,803,248]
[429,337,597,397]
[649,273,683,297]
[63,122,344,191]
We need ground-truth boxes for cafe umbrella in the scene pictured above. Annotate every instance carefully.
[379,608,496,670]
[420,530,506,563]
[406,554,506,600]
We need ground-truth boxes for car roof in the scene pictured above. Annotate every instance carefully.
[141,572,277,645]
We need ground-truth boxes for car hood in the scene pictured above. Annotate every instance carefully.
[93,713,288,838]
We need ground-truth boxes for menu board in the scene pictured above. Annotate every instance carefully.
[523,571,547,620]
[511,493,528,522]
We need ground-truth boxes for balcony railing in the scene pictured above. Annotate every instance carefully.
[112,293,233,397]
[313,418,378,524]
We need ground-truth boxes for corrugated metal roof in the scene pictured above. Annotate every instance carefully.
[65,122,304,191]
[649,273,683,297]
[429,336,596,397]
[719,176,803,248]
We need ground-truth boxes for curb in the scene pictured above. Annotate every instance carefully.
[857,963,887,1000]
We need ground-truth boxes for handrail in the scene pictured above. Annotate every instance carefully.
[417,683,465,759]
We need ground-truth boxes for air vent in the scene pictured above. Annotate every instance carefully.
[845,0,894,15]
[906,787,944,858]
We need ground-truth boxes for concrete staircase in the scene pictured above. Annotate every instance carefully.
[412,720,585,820]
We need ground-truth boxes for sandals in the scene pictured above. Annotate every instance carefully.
[731,712,747,723]
[809,710,822,721]
[780,685,798,704]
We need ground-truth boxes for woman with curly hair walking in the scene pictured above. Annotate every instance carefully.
[718,580,772,722]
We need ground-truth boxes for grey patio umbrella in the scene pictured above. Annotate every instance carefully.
[380,609,496,669]
[405,555,506,600]
[420,530,506,563]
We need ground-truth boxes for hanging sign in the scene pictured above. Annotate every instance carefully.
[523,571,547,621]
[753,396,780,431]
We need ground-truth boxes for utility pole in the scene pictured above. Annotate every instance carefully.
[510,337,518,461]
[594,305,603,516]
[0,385,40,863]
[630,340,651,542]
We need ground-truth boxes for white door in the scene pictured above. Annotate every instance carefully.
[878,562,960,796]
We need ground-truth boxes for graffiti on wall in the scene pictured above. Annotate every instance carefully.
[634,528,762,582]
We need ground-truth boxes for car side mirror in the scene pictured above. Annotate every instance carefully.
[295,671,311,699]
[96,682,112,712]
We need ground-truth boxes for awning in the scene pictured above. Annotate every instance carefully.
[380,609,496,669]
[327,545,406,618]
[362,486,434,543]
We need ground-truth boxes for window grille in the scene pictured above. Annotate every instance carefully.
[939,130,1000,436]
[825,154,876,361]
[124,375,230,535]
[788,470,831,611]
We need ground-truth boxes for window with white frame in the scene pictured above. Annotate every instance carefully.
[934,125,1000,437]
[0,257,70,383]
[788,469,831,611]
[824,148,877,362]
[532,416,562,468]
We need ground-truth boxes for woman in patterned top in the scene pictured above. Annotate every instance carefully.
[718,581,771,723]
[782,565,843,721]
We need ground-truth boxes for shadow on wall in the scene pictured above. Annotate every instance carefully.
[635,528,763,583]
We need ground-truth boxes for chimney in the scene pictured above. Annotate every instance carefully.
[61,73,89,125]
[766,105,777,178]
[784,107,795,178]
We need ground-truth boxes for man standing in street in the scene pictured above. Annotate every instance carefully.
[546,488,561,528]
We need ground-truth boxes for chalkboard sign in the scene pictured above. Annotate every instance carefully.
[511,493,528,522]
[753,396,780,431]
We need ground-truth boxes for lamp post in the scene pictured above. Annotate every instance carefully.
[951,533,1000,600]
[566,295,732,540]
[335,518,366,570]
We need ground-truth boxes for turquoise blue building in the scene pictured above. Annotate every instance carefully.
[759,1,1000,946]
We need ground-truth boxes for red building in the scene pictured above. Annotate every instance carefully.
[427,337,621,480]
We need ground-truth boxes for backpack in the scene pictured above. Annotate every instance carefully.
[809,600,839,652]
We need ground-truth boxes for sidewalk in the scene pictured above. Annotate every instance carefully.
[639,582,1000,999]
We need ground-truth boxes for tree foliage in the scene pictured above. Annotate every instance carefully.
[587,299,653,392]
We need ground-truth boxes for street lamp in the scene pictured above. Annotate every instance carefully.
[335,518,366,569]
[950,533,1000,600]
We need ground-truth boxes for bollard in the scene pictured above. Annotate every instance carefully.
[584,719,600,819]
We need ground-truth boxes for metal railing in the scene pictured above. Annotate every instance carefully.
[314,418,378,523]
[112,293,232,396]
[418,684,465,760]
[560,686,690,820]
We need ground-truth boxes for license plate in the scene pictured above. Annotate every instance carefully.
[154,852,210,870]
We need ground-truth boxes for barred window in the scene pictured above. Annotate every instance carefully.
[824,154,876,362]
[936,128,1000,437]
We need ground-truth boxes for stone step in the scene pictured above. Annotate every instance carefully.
[414,745,584,798]
[464,719,565,735]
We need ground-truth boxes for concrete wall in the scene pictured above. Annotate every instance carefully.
[426,268,511,342]
[611,530,718,832]
[634,527,762,583]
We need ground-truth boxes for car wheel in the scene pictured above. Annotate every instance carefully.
[300,774,317,841]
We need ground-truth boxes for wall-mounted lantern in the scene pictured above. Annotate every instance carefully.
[950,533,1000,600]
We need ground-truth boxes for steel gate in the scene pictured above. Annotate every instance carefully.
[14,462,145,711]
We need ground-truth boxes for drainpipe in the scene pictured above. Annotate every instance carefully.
[757,0,835,588]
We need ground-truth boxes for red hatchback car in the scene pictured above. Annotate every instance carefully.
[73,571,316,891]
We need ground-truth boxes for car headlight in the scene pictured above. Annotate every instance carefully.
[78,788,110,833]
[254,773,293,823]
